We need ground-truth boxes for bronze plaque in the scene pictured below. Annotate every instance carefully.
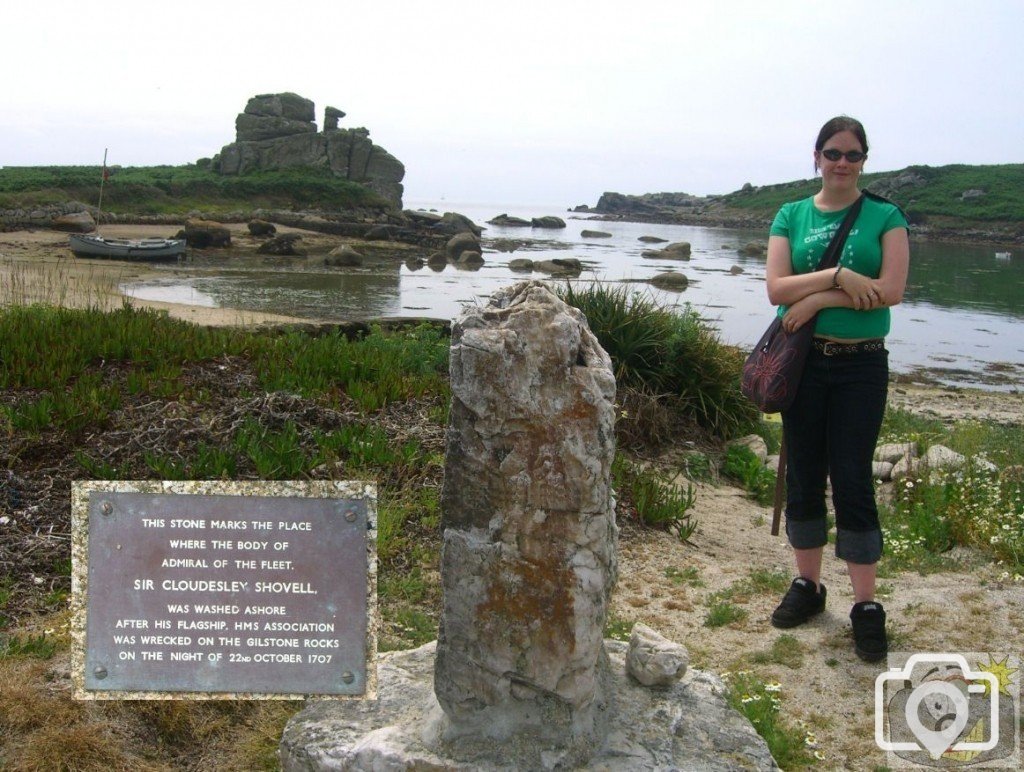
[83,492,367,695]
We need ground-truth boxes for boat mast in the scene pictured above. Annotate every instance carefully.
[96,148,108,234]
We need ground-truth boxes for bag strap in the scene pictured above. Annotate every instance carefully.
[814,193,865,272]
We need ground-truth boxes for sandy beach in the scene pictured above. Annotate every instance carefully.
[0,225,311,327]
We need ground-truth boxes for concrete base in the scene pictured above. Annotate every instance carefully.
[280,641,778,771]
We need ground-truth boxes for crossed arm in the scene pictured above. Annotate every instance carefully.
[765,228,910,334]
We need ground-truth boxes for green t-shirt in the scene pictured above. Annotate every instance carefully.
[769,194,908,339]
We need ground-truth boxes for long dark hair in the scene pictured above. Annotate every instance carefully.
[814,116,869,172]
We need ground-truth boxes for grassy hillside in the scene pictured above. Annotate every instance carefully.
[0,164,388,215]
[720,163,1024,224]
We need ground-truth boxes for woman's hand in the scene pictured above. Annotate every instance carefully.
[836,267,886,310]
[782,294,823,333]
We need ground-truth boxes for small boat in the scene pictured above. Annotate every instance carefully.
[994,251,1012,260]
[69,233,186,260]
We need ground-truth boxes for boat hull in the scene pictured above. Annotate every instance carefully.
[69,234,186,261]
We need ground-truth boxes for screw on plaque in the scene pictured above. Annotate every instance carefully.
[345,509,357,523]
[94,665,108,679]
[101,501,113,516]
[341,671,355,684]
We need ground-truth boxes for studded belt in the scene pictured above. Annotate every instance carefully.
[812,338,885,356]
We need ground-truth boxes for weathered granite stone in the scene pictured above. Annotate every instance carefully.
[488,214,532,227]
[324,106,346,132]
[184,219,231,248]
[257,233,305,255]
[279,640,778,770]
[638,235,668,243]
[247,219,277,236]
[663,241,692,258]
[245,92,316,122]
[872,460,894,481]
[455,250,483,266]
[739,241,767,257]
[236,113,317,142]
[581,229,612,238]
[51,211,96,233]
[626,623,689,687]
[508,258,534,271]
[532,258,582,277]
[445,232,481,261]
[427,252,448,268]
[434,281,617,756]
[875,442,917,464]
[531,216,566,229]
[649,272,688,290]
[437,212,482,237]
[325,245,364,267]
[731,435,768,464]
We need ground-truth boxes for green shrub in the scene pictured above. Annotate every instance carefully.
[560,283,759,439]
[613,456,697,541]
[723,445,776,505]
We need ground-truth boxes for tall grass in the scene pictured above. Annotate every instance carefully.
[560,282,758,438]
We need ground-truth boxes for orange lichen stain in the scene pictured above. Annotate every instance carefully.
[476,554,576,658]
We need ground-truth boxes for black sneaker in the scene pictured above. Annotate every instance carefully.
[770,578,827,628]
[850,601,888,662]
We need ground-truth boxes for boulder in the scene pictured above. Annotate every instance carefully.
[508,258,534,272]
[731,434,768,464]
[488,213,532,227]
[51,211,96,233]
[438,212,482,237]
[184,219,231,248]
[638,235,668,243]
[581,229,613,238]
[257,233,304,255]
[730,265,745,274]
[403,209,444,226]
[405,257,424,271]
[454,250,484,266]
[533,258,582,276]
[663,242,692,258]
[244,92,316,122]
[445,232,481,262]
[492,238,528,253]
[649,272,688,291]
[323,105,345,132]
[324,245,363,267]
[426,252,448,269]
[872,461,895,481]
[235,113,317,142]
[875,442,917,464]
[738,241,767,257]
[247,219,276,237]
[531,216,566,229]
[626,623,689,687]
[364,225,398,241]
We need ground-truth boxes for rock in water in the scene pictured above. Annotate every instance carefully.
[434,280,618,754]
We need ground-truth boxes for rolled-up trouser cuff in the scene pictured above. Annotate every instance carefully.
[786,516,828,550]
[836,527,882,564]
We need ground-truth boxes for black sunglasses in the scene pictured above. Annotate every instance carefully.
[821,148,866,163]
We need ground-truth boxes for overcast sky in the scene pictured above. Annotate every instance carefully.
[3,0,1021,206]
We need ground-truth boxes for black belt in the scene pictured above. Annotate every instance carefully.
[812,338,885,356]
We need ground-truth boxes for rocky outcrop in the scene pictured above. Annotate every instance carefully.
[650,271,688,290]
[213,92,405,209]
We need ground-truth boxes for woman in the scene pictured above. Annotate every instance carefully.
[764,115,910,662]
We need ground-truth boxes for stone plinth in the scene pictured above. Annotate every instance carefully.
[279,640,778,771]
